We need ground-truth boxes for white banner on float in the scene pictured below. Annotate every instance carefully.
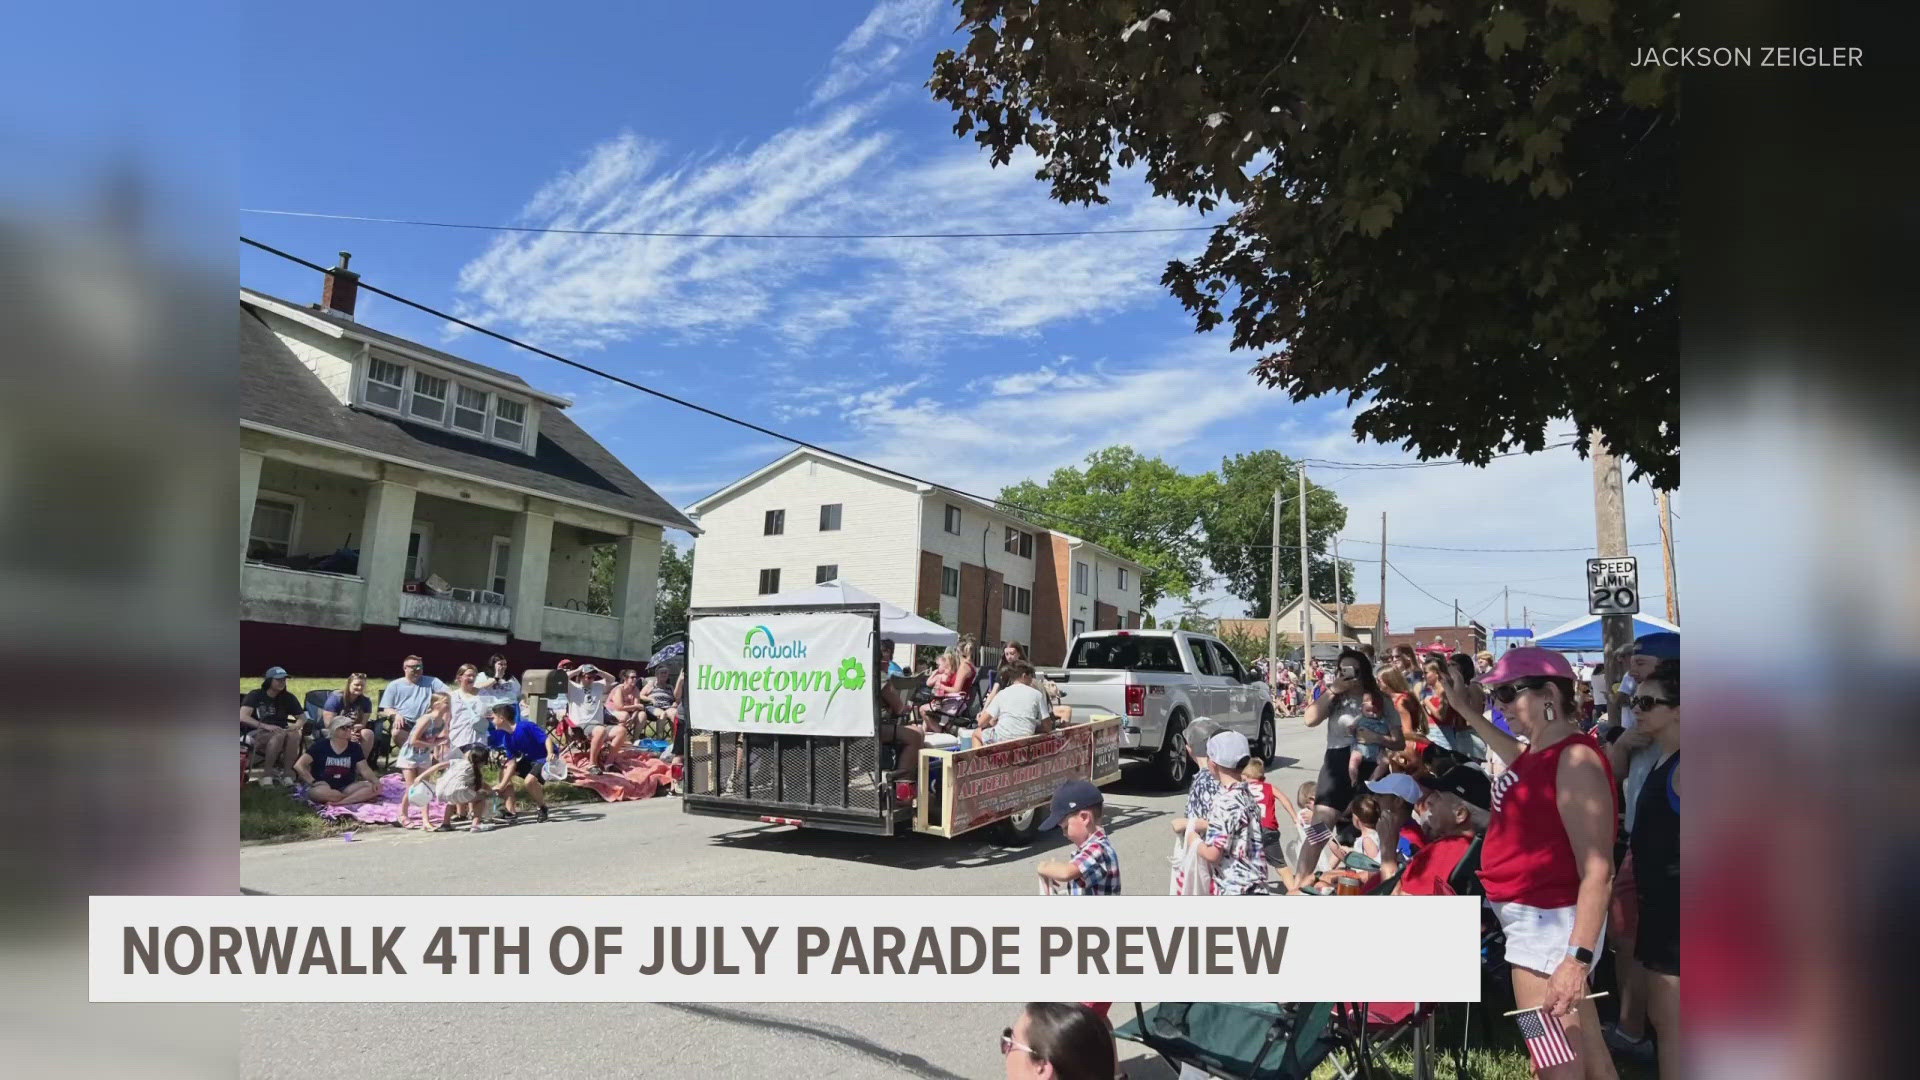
[92,894,1481,1003]
[688,612,876,737]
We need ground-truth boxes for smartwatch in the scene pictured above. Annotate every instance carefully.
[1565,945,1595,966]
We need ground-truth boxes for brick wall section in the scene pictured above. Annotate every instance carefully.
[1031,534,1072,665]
[1410,626,1488,655]
[1126,610,1141,629]
[917,550,944,618]
[985,567,1005,647]
[957,562,1006,647]
[1094,601,1118,631]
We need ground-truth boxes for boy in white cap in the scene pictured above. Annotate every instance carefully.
[1196,730,1269,895]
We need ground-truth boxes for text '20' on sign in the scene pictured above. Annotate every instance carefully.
[1586,557,1640,616]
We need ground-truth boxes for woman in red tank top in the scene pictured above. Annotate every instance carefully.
[1444,647,1619,1080]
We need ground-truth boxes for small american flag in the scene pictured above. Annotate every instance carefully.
[1514,1007,1576,1070]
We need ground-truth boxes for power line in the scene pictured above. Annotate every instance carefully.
[240,208,1219,241]
[1301,442,1578,470]
[1385,559,1451,610]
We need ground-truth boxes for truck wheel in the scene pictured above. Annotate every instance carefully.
[1156,713,1191,790]
[1256,709,1276,763]
[994,805,1043,846]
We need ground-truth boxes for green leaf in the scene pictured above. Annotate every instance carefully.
[1412,3,1446,28]
[1484,10,1527,59]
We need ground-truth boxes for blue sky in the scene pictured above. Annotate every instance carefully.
[239,0,1679,633]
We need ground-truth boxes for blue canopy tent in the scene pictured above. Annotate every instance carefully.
[1490,627,1533,658]
[1533,613,1679,651]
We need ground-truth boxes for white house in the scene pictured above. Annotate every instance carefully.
[685,448,1145,665]
[240,258,696,675]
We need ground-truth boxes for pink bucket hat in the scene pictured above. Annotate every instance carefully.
[1477,646,1574,685]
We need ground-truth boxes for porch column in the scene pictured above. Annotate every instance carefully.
[358,474,418,626]
[612,522,662,661]
[239,449,263,569]
[508,498,555,643]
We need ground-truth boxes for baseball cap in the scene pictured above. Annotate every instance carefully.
[1206,729,1251,770]
[1365,772,1425,805]
[264,666,289,680]
[1039,778,1104,830]
[1631,632,1680,660]
[1420,766,1492,811]
[1476,646,1574,685]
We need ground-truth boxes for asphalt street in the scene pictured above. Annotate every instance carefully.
[240,717,1331,1078]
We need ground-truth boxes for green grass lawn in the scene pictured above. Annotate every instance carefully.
[240,675,603,843]
[1302,987,1657,1080]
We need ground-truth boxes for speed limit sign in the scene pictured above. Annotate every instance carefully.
[1587,557,1640,616]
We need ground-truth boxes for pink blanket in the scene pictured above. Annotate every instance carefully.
[555,745,675,801]
[295,774,443,824]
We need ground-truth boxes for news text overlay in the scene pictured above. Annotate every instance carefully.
[93,895,1481,1002]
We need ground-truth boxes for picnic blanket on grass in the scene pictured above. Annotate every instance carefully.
[296,774,444,823]
[555,745,676,801]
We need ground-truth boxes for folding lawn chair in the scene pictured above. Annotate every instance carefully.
[1327,1001,1442,1080]
[1114,1002,1339,1080]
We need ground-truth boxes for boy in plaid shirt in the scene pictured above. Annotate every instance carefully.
[1035,778,1120,895]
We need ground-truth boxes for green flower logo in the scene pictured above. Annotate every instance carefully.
[825,656,867,712]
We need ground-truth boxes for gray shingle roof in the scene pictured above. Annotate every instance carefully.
[241,303,695,533]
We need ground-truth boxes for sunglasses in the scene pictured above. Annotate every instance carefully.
[1630,695,1675,712]
[1490,676,1556,705]
[999,1028,1036,1057]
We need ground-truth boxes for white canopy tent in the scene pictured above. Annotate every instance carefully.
[740,579,958,646]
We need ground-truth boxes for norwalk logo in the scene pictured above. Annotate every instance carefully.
[742,625,807,660]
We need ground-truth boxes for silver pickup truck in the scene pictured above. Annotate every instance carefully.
[1044,629,1275,789]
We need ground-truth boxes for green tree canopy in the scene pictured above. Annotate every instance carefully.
[931,1,1678,488]
[998,446,1216,609]
[1202,450,1353,616]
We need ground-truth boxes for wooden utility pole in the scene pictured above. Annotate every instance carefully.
[1657,489,1679,624]
[1592,430,1633,728]
[1299,464,1313,666]
[1333,532,1346,647]
[1379,512,1388,644]
[1504,586,1511,628]
[1267,488,1282,669]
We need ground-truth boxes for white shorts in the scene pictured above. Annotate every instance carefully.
[1488,899,1608,976]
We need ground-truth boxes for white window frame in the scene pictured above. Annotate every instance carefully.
[819,503,842,531]
[358,351,533,454]
[757,568,781,595]
[406,521,434,582]
[764,509,786,536]
[452,384,490,434]
[365,357,406,412]
[1071,618,1086,638]
[1074,561,1090,595]
[490,396,527,450]
[408,369,449,424]
[943,504,962,535]
[941,565,959,598]
[248,490,303,561]
[815,563,838,584]
[1117,567,1129,590]
[489,536,512,596]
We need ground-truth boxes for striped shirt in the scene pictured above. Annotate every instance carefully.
[1067,829,1122,895]
[1205,782,1270,895]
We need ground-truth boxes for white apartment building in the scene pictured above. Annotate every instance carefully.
[686,449,1145,665]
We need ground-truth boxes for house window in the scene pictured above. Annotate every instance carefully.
[405,524,432,581]
[1004,527,1033,558]
[366,358,406,411]
[1071,618,1086,638]
[941,566,959,598]
[1002,583,1032,614]
[1074,561,1090,595]
[757,568,781,595]
[409,370,448,424]
[816,564,838,584]
[764,509,786,536]
[1117,567,1129,590]
[247,494,299,561]
[489,537,512,596]
[944,505,962,535]
[819,503,842,531]
[452,384,489,434]
[491,397,526,447]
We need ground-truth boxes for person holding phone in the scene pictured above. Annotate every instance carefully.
[1291,648,1398,893]
[1445,648,1619,1079]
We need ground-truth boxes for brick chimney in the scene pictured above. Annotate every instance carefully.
[320,251,359,318]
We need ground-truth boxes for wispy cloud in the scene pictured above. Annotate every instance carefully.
[809,0,943,107]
